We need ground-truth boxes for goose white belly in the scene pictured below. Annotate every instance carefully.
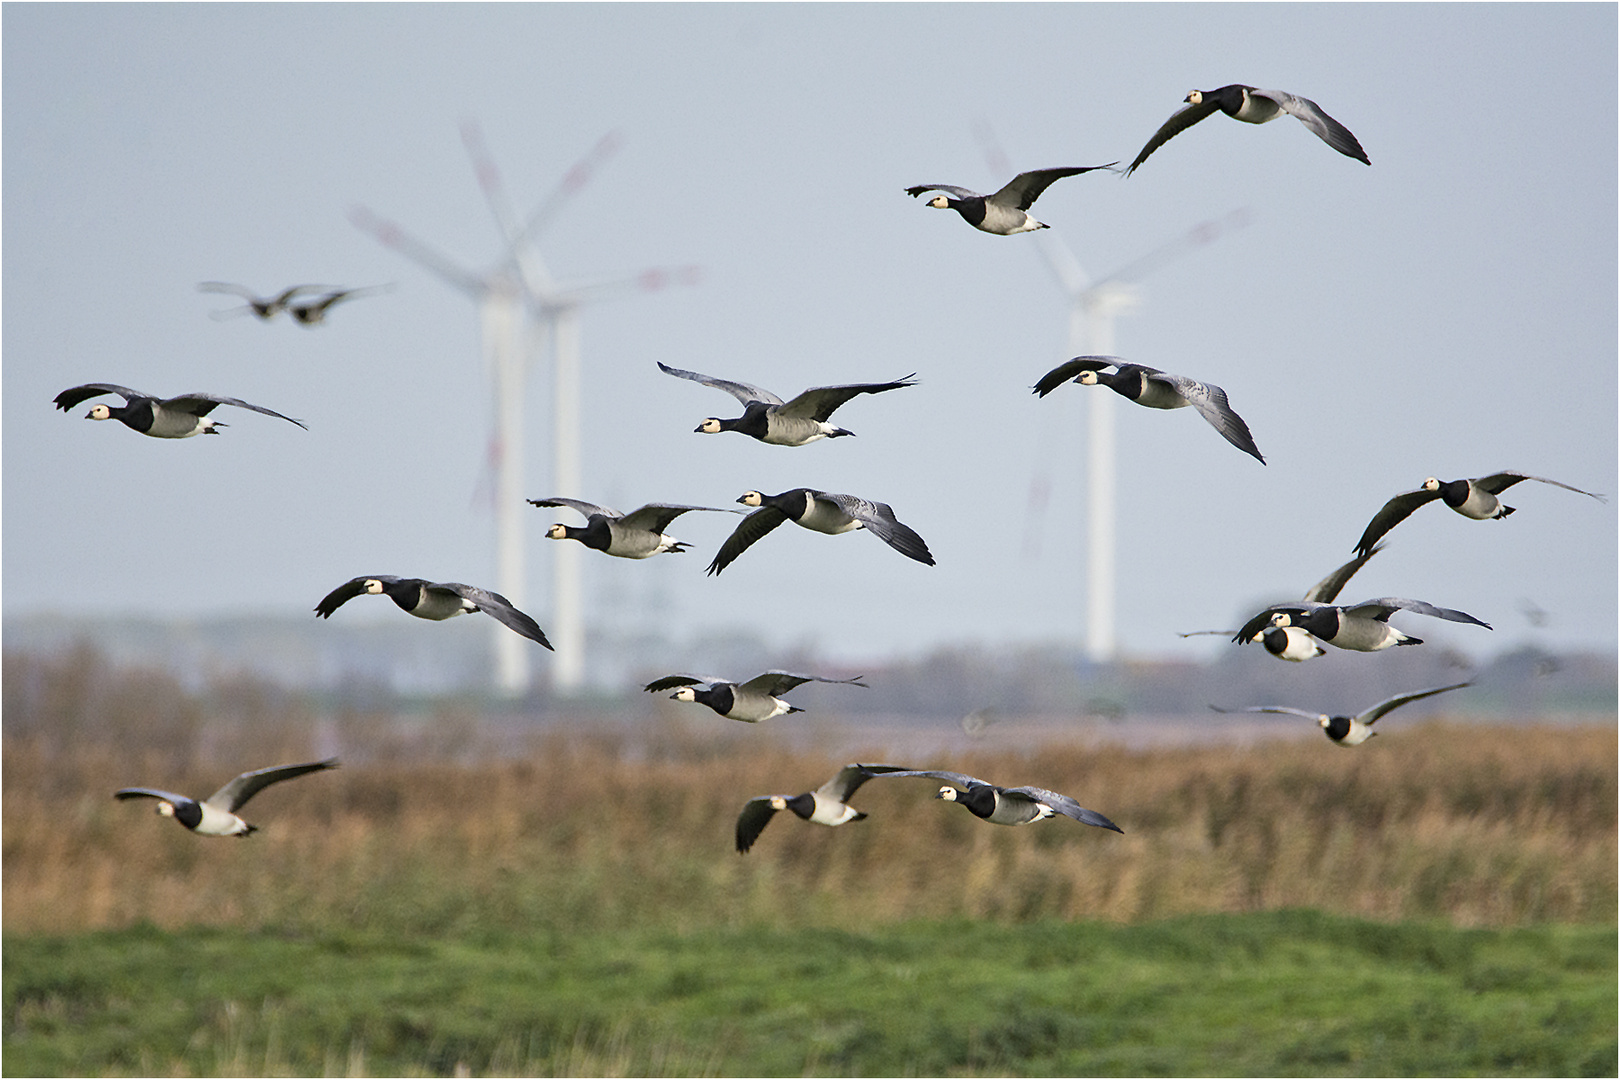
[797,499,862,535]
[1453,486,1504,519]
[985,797,1053,826]
[1327,618,1407,651]
[604,526,680,558]
[410,590,474,621]
[762,415,838,446]
[1133,383,1190,411]
[806,795,861,827]
[729,693,793,722]
[146,407,209,438]
[193,803,251,836]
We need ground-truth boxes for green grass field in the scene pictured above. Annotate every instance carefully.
[5,913,1614,1077]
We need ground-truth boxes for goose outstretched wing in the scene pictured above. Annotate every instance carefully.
[656,361,783,407]
[205,759,339,812]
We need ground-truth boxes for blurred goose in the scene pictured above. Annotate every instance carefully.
[1211,682,1473,746]
[1256,624,1325,662]
[1234,597,1490,652]
[1034,356,1264,463]
[644,670,867,723]
[314,576,552,648]
[287,284,391,325]
[1126,85,1370,176]
[1353,472,1606,558]
[856,766,1122,832]
[656,362,916,445]
[528,497,742,559]
[114,758,338,836]
[707,488,935,575]
[53,383,306,438]
[904,165,1116,234]
[1181,545,1384,661]
[735,763,910,853]
[196,281,325,321]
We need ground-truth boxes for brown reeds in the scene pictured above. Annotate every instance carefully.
[3,649,1614,936]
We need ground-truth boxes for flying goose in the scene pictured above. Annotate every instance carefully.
[656,362,917,446]
[528,497,743,559]
[314,576,552,648]
[1181,544,1385,661]
[1126,85,1370,176]
[706,489,935,575]
[735,763,910,853]
[904,165,1117,235]
[1211,682,1473,746]
[1034,356,1264,463]
[196,281,326,321]
[114,758,338,836]
[855,765,1123,832]
[644,670,867,723]
[53,383,307,438]
[1233,597,1491,653]
[287,285,391,325]
[1353,472,1606,559]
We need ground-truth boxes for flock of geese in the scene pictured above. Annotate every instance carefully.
[68,84,1604,851]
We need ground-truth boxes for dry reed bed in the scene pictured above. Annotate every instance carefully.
[4,713,1613,936]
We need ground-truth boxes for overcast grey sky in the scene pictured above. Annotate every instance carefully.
[5,4,1615,678]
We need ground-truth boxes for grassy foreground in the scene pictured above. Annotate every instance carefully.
[5,913,1615,1077]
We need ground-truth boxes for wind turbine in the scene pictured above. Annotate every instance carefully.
[352,123,698,696]
[975,123,1248,663]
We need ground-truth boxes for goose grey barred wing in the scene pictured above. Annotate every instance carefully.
[1358,682,1473,725]
[776,375,918,421]
[817,763,907,803]
[1003,786,1124,832]
[1254,90,1370,164]
[706,506,791,576]
[163,393,308,429]
[616,503,742,532]
[204,759,339,812]
[990,168,1093,209]
[1126,96,1225,175]
[1208,704,1321,721]
[436,583,554,648]
[313,575,401,617]
[904,183,984,200]
[1474,472,1606,500]
[114,787,192,804]
[656,361,783,406]
[853,766,984,788]
[1303,544,1383,604]
[1149,373,1264,463]
[737,672,869,697]
[824,493,935,566]
[1353,486,1443,558]
[642,674,723,693]
[53,384,149,411]
[1232,602,1318,643]
[735,797,782,853]
[1032,356,1124,397]
[527,497,622,520]
[1343,597,1491,628]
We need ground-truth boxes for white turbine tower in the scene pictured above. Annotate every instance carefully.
[975,124,1247,662]
[1031,209,1250,662]
[352,124,697,697]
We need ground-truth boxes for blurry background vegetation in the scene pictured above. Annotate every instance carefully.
[3,643,1615,1075]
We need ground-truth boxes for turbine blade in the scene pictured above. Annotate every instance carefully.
[349,205,487,297]
[1087,207,1252,294]
[461,118,524,246]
